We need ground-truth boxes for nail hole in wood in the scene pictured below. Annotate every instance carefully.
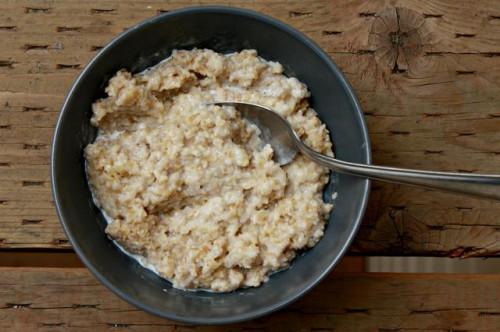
[56,26,82,32]
[0,60,15,68]
[22,181,44,187]
[54,238,69,245]
[22,219,43,225]
[389,130,410,136]
[23,144,46,150]
[289,11,312,17]
[24,7,51,13]
[90,8,116,14]
[423,13,443,18]
[344,308,369,314]
[22,106,47,112]
[322,30,342,36]
[23,44,49,51]
[0,26,16,31]
[455,33,476,38]
[56,64,81,70]
[456,70,475,75]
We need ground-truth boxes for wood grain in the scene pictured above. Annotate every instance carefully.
[0,267,499,331]
[0,0,499,255]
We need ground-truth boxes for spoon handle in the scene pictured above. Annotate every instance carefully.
[297,142,500,200]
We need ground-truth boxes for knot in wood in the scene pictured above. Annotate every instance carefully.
[369,7,428,74]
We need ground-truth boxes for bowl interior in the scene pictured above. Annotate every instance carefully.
[52,7,370,324]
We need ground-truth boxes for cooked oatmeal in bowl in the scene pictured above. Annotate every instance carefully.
[85,49,334,292]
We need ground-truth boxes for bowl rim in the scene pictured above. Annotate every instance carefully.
[51,5,372,325]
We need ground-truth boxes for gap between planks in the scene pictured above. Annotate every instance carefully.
[0,251,364,271]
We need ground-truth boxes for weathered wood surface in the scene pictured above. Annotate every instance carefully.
[0,0,499,255]
[0,268,498,331]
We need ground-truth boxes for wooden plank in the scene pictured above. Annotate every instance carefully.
[0,268,499,331]
[0,251,83,267]
[0,0,499,254]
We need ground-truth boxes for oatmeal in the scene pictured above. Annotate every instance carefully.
[85,49,333,292]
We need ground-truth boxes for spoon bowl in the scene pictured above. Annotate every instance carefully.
[216,101,500,201]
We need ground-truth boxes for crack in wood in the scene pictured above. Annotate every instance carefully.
[0,125,11,129]
[391,8,405,74]
[483,52,500,57]
[411,308,491,315]
[5,302,31,308]
[488,15,500,20]
[448,246,477,257]
[90,45,104,51]
[479,311,500,316]
[0,163,10,167]
[0,26,16,31]
[389,206,406,252]
[413,80,455,87]
[157,9,170,15]
[456,70,475,75]
[425,51,500,57]
[106,322,179,328]
[359,12,376,17]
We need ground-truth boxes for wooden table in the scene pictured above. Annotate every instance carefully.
[1,0,499,330]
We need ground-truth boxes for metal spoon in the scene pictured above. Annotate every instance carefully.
[212,101,500,200]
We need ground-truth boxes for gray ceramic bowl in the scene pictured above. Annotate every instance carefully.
[51,6,371,324]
